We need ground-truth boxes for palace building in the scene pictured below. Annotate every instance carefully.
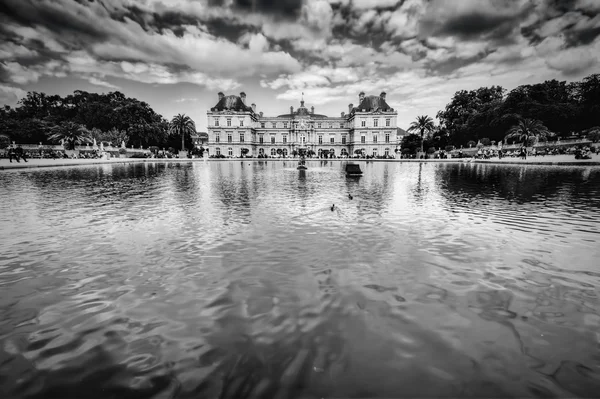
[206,91,398,158]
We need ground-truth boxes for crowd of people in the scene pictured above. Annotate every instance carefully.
[471,145,598,160]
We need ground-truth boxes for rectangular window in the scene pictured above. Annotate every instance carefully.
[271,136,275,144]
[361,136,366,144]
[215,133,220,143]
[330,137,335,144]
[228,147,233,156]
[216,147,221,155]
[317,123,322,129]
[259,135,264,144]
[373,135,378,143]
[227,119,232,127]
[261,122,265,128]
[374,119,378,127]
[385,133,390,143]
[240,133,244,143]
[283,122,288,129]
[318,135,323,144]
[239,120,244,127]
[341,136,346,144]
[227,133,232,143]
[361,119,366,127]
[386,118,391,127]
[282,135,287,144]
[215,119,219,127]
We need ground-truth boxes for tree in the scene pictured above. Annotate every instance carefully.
[585,127,600,142]
[505,118,553,146]
[437,86,505,146]
[407,115,435,154]
[47,122,91,150]
[400,133,422,154]
[169,114,196,152]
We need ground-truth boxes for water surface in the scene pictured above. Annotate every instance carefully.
[1,161,600,398]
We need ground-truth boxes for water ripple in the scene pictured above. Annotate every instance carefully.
[0,161,599,398]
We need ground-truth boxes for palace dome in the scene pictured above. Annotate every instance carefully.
[277,99,328,118]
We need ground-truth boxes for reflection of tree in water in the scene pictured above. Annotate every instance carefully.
[438,163,600,205]
[410,162,430,204]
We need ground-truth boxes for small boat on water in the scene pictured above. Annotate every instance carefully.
[345,163,363,176]
[297,157,307,170]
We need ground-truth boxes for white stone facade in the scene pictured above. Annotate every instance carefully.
[206,92,398,158]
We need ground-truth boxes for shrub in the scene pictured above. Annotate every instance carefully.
[444,145,454,152]
[129,152,147,158]
[467,140,476,148]
[118,148,127,154]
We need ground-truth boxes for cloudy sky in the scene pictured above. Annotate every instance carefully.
[1,0,599,131]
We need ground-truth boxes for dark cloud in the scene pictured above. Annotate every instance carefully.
[426,52,490,76]
[565,26,600,46]
[0,0,109,42]
[209,0,303,19]
[203,18,258,43]
[425,11,515,40]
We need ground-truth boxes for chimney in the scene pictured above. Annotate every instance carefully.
[359,91,365,103]
[218,92,224,101]
[240,92,246,104]
[311,106,314,114]
[290,106,294,114]
[380,91,386,100]
[251,103,256,112]
[348,103,353,114]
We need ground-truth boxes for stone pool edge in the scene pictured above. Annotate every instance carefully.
[2,157,600,170]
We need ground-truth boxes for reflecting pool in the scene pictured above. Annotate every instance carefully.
[1,161,600,398]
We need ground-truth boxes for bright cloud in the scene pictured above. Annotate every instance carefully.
[0,0,598,129]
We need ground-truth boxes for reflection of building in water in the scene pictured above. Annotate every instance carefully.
[206,91,399,157]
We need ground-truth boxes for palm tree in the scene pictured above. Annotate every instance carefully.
[505,118,553,146]
[169,114,196,152]
[47,122,91,150]
[407,115,435,154]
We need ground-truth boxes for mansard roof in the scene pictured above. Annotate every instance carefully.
[354,95,393,112]
[211,94,253,112]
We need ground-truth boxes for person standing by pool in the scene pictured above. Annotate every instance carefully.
[7,146,18,163]
[15,145,27,162]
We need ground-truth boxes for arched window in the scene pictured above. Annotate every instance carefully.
[384,148,390,156]
[282,148,288,157]
[329,148,335,156]
[271,148,277,156]
[215,147,221,156]
[259,148,265,155]
[340,148,348,156]
[228,147,233,156]
[372,148,377,157]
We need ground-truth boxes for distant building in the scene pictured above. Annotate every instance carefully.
[191,132,208,148]
[206,91,398,157]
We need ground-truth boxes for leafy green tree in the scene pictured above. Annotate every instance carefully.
[407,115,435,153]
[47,122,91,150]
[169,114,196,152]
[437,86,505,146]
[505,118,552,146]
[400,133,422,154]
[585,127,600,142]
